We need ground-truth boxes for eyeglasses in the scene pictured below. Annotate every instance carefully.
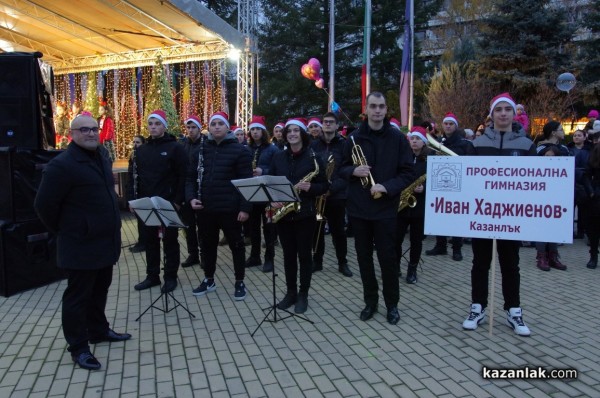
[74,127,99,134]
[323,120,337,125]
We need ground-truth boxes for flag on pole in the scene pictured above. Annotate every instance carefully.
[399,0,412,126]
[361,3,370,112]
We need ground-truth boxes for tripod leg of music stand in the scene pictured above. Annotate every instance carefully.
[136,292,165,321]
[167,292,196,318]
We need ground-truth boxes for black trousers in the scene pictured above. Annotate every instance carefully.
[198,211,246,281]
[351,216,399,308]
[471,238,521,311]
[136,217,146,246]
[180,204,203,259]
[397,215,424,265]
[277,217,315,294]
[63,266,113,355]
[145,226,180,280]
[313,199,348,266]
[435,236,463,250]
[248,204,276,261]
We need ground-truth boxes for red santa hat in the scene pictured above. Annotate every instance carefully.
[274,122,285,130]
[285,117,308,131]
[184,115,202,129]
[231,125,244,134]
[209,111,230,129]
[148,109,168,128]
[307,117,323,128]
[248,115,267,130]
[407,126,428,144]
[489,93,517,116]
[442,112,459,127]
[389,118,401,130]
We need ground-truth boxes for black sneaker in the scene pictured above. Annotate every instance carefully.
[452,250,463,261]
[294,292,308,313]
[245,256,262,268]
[192,278,216,296]
[277,292,297,309]
[134,277,161,291]
[338,263,353,277]
[262,259,274,273]
[234,281,247,301]
[129,244,145,253]
[312,259,323,273]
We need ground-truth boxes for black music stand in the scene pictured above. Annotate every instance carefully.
[129,197,196,321]
[231,176,315,336]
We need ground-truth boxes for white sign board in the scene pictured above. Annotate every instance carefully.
[424,156,574,243]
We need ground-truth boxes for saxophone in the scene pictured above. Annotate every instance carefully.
[271,151,320,223]
[252,146,260,170]
[196,135,205,201]
[315,154,334,221]
[132,146,139,199]
[398,174,427,212]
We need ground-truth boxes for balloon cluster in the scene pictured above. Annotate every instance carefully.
[301,58,325,89]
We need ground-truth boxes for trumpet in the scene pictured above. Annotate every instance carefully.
[350,136,382,199]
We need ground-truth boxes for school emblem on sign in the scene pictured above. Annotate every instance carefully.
[431,162,461,191]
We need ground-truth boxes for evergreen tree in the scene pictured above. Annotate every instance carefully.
[200,0,238,27]
[255,0,440,124]
[476,0,576,103]
[143,56,181,136]
[84,72,100,118]
[579,0,600,106]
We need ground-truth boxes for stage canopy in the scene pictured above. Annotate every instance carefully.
[0,0,245,74]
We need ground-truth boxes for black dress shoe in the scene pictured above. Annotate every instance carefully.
[161,279,177,293]
[425,246,447,256]
[338,263,353,277]
[312,259,323,273]
[360,304,377,321]
[262,259,274,273]
[387,307,400,325]
[452,250,463,261]
[72,351,101,370]
[294,292,308,313]
[181,255,200,267]
[245,256,262,268]
[90,329,132,344]
[277,292,297,310]
[134,277,161,291]
[129,244,145,253]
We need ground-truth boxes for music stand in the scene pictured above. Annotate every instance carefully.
[231,176,315,336]
[129,197,196,321]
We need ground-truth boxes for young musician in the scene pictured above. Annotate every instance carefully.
[269,118,328,314]
[186,112,253,301]
[245,115,278,272]
[339,92,414,325]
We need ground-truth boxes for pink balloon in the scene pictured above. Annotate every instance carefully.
[301,64,315,80]
[308,58,321,73]
[315,78,325,89]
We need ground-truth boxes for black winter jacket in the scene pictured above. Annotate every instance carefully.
[399,147,433,218]
[339,119,414,220]
[185,132,253,213]
[442,131,476,155]
[269,146,328,221]
[130,134,187,204]
[310,133,348,200]
[35,143,121,270]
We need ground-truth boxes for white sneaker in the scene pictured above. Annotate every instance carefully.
[462,303,486,330]
[506,307,531,336]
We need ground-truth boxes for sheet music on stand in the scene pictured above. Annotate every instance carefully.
[128,196,186,228]
[231,175,299,204]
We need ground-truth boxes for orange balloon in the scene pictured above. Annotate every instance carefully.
[315,78,325,89]
[301,64,315,80]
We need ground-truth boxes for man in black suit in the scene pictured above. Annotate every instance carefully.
[35,112,130,371]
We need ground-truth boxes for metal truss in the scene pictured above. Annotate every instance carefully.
[52,41,229,74]
[236,0,258,129]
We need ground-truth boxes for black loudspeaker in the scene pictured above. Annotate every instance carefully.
[0,147,63,223]
[0,52,55,149]
[0,219,66,297]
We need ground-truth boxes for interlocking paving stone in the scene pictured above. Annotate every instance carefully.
[1,212,599,396]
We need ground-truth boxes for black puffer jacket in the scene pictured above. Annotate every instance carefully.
[339,119,414,220]
[131,134,187,204]
[185,132,253,213]
[310,133,348,200]
[443,131,476,155]
[269,146,328,221]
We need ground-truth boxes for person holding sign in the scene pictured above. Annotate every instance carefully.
[462,93,536,336]
[339,92,414,325]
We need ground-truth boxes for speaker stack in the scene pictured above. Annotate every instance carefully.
[0,53,65,297]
